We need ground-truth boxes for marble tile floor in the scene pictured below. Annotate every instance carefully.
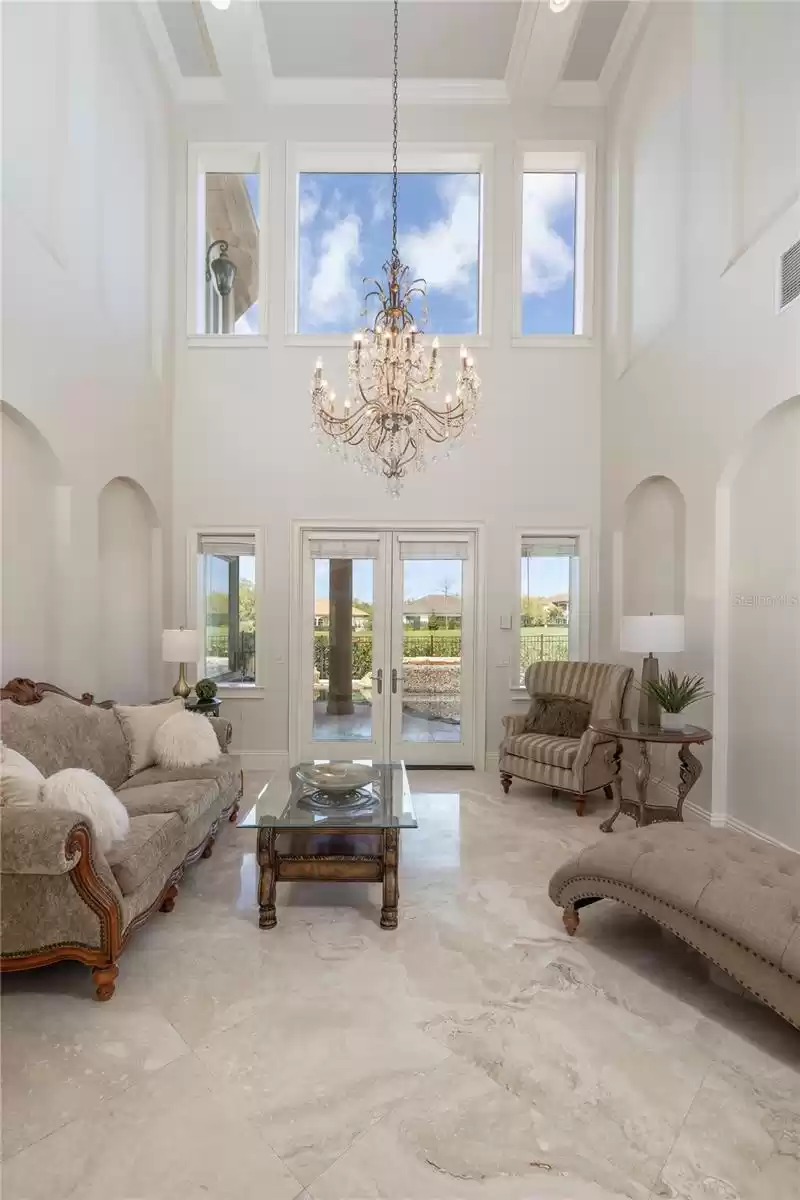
[2,770,798,1200]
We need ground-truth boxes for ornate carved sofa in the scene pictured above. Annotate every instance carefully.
[500,662,633,816]
[0,680,243,1000]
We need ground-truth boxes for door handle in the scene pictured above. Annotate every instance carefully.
[372,668,383,695]
[391,667,398,694]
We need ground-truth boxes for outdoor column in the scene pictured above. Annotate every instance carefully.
[227,556,240,676]
[327,559,354,715]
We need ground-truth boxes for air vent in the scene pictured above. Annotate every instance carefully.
[779,238,800,311]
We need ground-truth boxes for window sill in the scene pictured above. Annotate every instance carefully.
[216,684,265,700]
[509,685,529,699]
[283,333,490,350]
[188,335,268,349]
[511,335,594,349]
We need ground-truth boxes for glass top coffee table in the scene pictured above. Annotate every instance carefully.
[240,762,416,930]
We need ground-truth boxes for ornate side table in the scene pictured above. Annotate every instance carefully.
[591,719,712,833]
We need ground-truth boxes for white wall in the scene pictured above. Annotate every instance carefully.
[1,410,60,682]
[171,102,604,764]
[98,479,162,704]
[727,400,800,848]
[601,0,800,840]
[1,1,173,698]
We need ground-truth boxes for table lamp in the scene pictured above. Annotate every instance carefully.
[620,614,684,728]
[162,627,199,700]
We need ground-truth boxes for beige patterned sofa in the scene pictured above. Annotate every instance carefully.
[500,662,633,816]
[550,824,800,1030]
[0,680,243,1000]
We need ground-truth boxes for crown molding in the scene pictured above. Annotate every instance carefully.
[269,76,509,107]
[504,0,542,98]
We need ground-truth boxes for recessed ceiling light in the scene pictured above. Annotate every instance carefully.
[549,0,572,13]
[210,0,231,11]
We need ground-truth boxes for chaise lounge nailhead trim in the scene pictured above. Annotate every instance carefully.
[550,827,800,1031]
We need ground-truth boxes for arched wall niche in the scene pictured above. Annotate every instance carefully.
[1,404,65,681]
[98,476,162,703]
[715,395,800,848]
[622,474,687,617]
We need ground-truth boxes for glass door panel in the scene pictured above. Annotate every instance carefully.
[400,558,463,745]
[300,534,389,761]
[390,535,476,766]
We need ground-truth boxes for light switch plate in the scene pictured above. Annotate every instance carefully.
[499,614,513,631]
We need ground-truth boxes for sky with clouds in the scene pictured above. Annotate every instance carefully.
[521,172,577,335]
[298,172,481,335]
[297,169,576,337]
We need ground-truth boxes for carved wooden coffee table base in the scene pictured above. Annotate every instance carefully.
[257,826,401,930]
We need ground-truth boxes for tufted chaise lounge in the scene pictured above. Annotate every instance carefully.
[549,823,800,1029]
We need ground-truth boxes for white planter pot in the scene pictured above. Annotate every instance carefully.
[660,711,685,731]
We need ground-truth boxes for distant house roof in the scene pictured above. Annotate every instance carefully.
[315,599,369,618]
[548,593,569,604]
[404,593,462,616]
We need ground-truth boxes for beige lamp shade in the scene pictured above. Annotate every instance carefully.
[620,615,684,654]
[162,628,199,663]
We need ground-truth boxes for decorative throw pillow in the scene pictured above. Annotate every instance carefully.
[114,698,185,775]
[153,710,221,769]
[0,744,45,806]
[523,693,592,738]
[41,768,130,854]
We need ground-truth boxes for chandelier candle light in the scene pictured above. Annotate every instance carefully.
[310,0,480,494]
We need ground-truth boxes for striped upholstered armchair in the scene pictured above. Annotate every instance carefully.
[499,661,633,817]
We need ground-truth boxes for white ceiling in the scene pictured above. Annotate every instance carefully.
[561,0,629,82]
[259,1,521,80]
[141,0,650,106]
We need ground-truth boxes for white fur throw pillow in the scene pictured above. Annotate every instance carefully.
[0,744,45,807]
[153,710,221,769]
[114,697,185,774]
[41,769,130,855]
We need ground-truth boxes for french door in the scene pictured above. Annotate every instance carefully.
[297,529,477,766]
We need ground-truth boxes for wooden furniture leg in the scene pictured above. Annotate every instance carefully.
[258,827,277,929]
[600,740,625,833]
[228,805,240,823]
[676,744,702,820]
[563,907,580,936]
[634,739,652,825]
[202,837,214,859]
[575,796,586,817]
[380,828,399,930]
[92,963,119,1001]
[500,773,512,794]
[160,884,178,913]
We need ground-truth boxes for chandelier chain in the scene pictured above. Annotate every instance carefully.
[391,0,399,264]
[309,0,480,491]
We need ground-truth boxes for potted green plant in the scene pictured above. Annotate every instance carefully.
[194,678,218,710]
[644,671,711,730]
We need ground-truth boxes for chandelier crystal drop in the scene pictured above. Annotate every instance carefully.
[310,0,480,494]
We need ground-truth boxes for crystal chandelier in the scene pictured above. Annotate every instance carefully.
[311,0,480,494]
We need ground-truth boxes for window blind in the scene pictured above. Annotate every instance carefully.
[521,536,578,558]
[199,534,256,558]
[308,539,380,560]
[398,541,469,561]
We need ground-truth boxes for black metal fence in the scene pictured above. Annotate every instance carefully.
[313,630,569,677]
[520,632,569,670]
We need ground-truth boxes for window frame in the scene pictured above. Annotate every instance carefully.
[285,141,493,346]
[186,143,269,347]
[186,526,265,692]
[512,142,596,347]
[512,526,592,694]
